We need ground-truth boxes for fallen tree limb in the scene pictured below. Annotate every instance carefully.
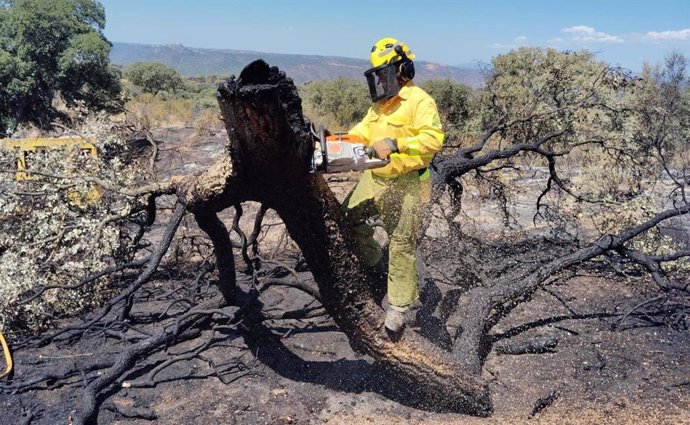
[72,297,227,425]
[451,204,690,373]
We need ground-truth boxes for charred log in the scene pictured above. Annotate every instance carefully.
[529,390,560,418]
[494,337,559,355]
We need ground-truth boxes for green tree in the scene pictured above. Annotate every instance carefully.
[0,0,121,136]
[632,52,689,157]
[421,78,473,142]
[300,77,369,131]
[422,79,472,126]
[123,61,185,96]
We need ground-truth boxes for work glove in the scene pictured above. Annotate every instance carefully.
[367,137,398,160]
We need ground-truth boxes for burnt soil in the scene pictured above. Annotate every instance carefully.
[1,127,688,425]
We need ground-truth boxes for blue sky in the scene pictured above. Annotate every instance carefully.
[99,0,689,71]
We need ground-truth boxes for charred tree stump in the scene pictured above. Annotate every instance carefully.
[188,60,492,415]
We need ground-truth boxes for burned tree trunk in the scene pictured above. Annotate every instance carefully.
[188,60,491,415]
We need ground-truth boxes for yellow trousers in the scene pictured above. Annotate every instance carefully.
[343,170,429,307]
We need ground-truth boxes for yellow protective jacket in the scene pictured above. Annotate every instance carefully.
[349,81,444,178]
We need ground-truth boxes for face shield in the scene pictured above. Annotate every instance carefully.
[364,62,401,103]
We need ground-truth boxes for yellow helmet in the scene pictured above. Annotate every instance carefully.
[369,37,416,67]
[364,38,416,102]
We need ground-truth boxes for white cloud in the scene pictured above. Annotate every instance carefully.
[643,28,690,41]
[488,35,528,49]
[489,42,517,49]
[562,25,623,43]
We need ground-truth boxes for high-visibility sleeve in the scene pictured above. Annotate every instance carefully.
[348,108,375,142]
[395,97,444,158]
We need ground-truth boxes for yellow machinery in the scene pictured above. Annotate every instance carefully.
[0,331,11,380]
[0,136,101,205]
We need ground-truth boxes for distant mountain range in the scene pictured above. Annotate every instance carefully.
[109,42,485,88]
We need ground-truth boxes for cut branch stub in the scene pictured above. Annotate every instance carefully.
[213,60,492,415]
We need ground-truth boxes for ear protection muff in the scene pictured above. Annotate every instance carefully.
[394,45,415,81]
[398,60,415,81]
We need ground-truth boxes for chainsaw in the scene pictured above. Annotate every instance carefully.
[310,125,390,174]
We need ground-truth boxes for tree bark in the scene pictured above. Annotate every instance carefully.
[197,59,492,415]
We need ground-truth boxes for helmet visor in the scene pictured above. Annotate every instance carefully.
[364,63,401,102]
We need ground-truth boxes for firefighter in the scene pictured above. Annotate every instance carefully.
[344,37,444,333]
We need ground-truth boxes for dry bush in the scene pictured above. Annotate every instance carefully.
[125,94,195,128]
[191,107,223,137]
